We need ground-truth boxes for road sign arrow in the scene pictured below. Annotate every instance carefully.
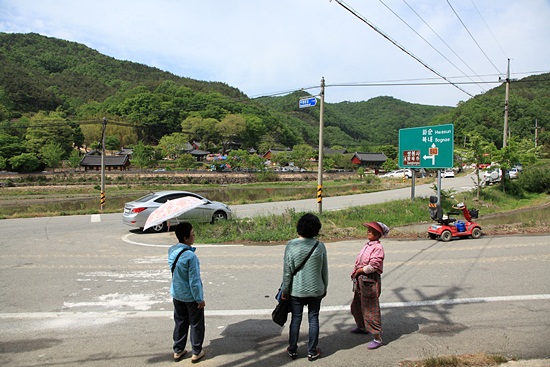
[423,154,435,165]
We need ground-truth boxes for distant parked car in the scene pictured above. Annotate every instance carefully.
[122,191,232,233]
[381,169,411,178]
[441,169,455,178]
[483,168,509,184]
[508,167,520,179]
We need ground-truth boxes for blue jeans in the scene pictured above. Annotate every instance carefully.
[288,295,323,355]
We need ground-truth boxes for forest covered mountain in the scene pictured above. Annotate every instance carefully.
[1,32,548,160]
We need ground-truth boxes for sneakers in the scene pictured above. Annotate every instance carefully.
[350,327,369,334]
[286,347,298,360]
[173,350,187,362]
[307,348,321,361]
[367,339,383,350]
[191,350,205,363]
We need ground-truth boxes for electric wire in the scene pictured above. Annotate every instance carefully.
[446,0,502,74]
[2,77,545,122]
[332,0,474,97]
[470,0,508,60]
[401,0,492,90]
[379,0,487,92]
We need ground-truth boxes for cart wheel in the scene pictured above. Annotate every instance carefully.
[428,233,437,240]
[440,230,452,242]
[471,227,482,239]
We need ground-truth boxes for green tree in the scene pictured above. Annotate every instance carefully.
[463,133,497,198]
[248,153,266,171]
[131,141,155,169]
[272,151,291,168]
[181,115,219,151]
[241,115,267,149]
[227,149,247,171]
[105,136,121,151]
[40,142,64,172]
[25,111,77,156]
[331,153,354,170]
[322,156,335,171]
[0,131,26,166]
[382,159,398,172]
[9,153,41,172]
[291,144,315,170]
[258,134,277,155]
[218,114,246,154]
[158,133,189,159]
[67,149,82,170]
[176,153,196,170]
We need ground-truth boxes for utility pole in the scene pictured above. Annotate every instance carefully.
[317,77,325,214]
[100,117,107,210]
[503,58,510,148]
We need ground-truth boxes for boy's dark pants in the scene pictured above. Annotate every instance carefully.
[173,299,205,355]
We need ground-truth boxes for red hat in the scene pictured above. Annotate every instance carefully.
[362,221,390,237]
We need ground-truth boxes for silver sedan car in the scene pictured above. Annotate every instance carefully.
[122,190,232,232]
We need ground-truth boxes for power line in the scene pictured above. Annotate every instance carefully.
[401,0,493,90]
[2,77,548,130]
[379,0,487,92]
[470,0,508,60]
[446,0,502,74]
[252,77,549,100]
[332,0,474,97]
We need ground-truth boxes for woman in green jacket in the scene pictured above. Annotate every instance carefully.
[280,213,328,361]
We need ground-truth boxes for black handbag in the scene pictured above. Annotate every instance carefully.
[272,241,319,326]
[271,299,289,326]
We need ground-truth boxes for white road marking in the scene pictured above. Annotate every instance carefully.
[91,214,101,222]
[121,233,243,248]
[2,294,549,320]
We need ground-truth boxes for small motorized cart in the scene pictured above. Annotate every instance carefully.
[427,195,482,242]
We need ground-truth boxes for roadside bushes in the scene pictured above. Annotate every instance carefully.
[519,165,550,194]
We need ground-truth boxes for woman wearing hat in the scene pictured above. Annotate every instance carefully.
[350,221,389,350]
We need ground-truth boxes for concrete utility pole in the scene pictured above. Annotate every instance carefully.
[503,58,510,148]
[317,77,325,214]
[100,117,107,210]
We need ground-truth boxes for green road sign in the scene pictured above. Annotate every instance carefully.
[398,124,454,169]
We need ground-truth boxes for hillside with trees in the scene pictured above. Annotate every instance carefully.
[0,32,548,173]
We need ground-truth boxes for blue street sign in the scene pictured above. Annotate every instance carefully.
[299,96,317,108]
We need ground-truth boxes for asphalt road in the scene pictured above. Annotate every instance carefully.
[1,176,549,367]
[229,173,476,218]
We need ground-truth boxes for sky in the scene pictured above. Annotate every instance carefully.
[1,0,549,107]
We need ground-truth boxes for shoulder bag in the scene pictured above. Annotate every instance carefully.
[170,248,188,276]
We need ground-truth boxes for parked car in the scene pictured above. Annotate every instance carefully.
[483,168,509,184]
[508,167,520,179]
[441,169,455,178]
[381,169,411,178]
[122,191,232,232]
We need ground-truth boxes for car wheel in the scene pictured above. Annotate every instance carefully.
[471,227,482,239]
[440,230,452,242]
[148,222,166,233]
[211,211,228,223]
